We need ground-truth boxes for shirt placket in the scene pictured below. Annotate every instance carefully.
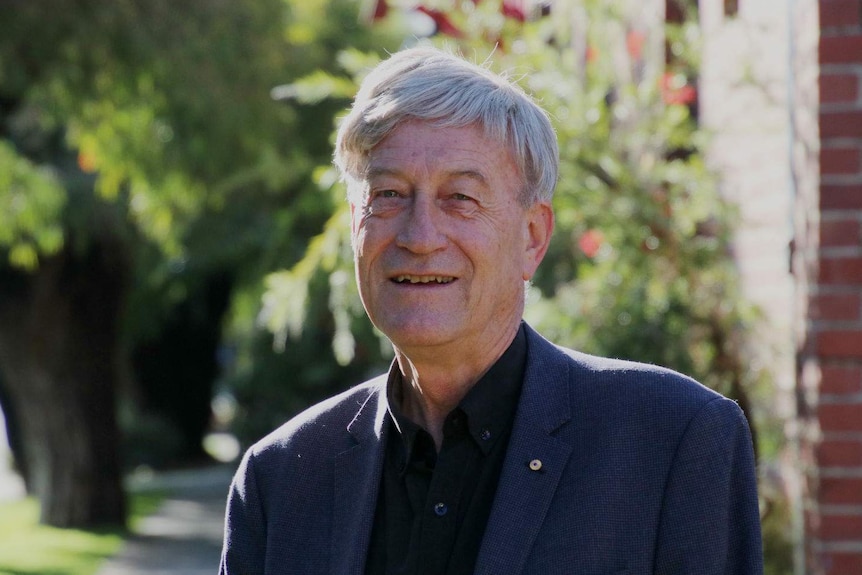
[415,413,474,574]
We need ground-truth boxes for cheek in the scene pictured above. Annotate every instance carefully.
[354,244,372,278]
[353,229,385,280]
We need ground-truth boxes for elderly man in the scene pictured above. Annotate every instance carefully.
[220,46,762,575]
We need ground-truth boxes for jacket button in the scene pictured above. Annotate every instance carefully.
[529,459,542,471]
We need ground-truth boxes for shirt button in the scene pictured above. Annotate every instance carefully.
[433,502,448,516]
[480,429,492,441]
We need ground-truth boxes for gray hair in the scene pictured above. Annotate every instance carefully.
[334,46,559,207]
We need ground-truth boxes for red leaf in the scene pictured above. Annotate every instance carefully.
[372,0,388,20]
[78,152,97,173]
[502,0,527,22]
[660,72,697,105]
[626,30,646,60]
[416,6,465,38]
[578,229,604,258]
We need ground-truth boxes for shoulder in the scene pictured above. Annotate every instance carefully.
[522,324,741,433]
[528,325,722,403]
[561,345,721,405]
[246,374,386,461]
[230,375,386,503]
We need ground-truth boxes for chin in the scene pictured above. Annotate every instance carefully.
[376,319,462,350]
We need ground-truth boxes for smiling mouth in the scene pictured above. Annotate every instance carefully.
[392,275,455,284]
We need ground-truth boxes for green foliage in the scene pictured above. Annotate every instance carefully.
[0,0,382,260]
[0,142,65,269]
[0,0,402,468]
[260,203,353,356]
[201,3,401,443]
[761,491,796,575]
[1,0,298,255]
[0,491,163,575]
[410,1,762,400]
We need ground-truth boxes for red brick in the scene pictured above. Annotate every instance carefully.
[821,34,862,64]
[822,147,862,175]
[826,552,862,575]
[821,72,861,104]
[819,513,862,539]
[819,257,862,284]
[822,219,862,246]
[812,292,861,320]
[821,476,862,504]
[820,0,862,28]
[822,364,862,393]
[817,331,862,358]
[819,439,862,467]
[821,110,862,138]
[818,403,862,432]
[822,184,862,210]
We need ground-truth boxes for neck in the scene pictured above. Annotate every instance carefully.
[392,321,521,449]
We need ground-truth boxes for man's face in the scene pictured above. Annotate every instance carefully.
[350,121,552,355]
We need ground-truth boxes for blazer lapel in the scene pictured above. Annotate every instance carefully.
[474,327,575,575]
[332,378,389,575]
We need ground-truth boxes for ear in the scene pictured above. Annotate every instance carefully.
[522,201,554,281]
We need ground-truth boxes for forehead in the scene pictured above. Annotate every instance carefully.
[365,121,519,181]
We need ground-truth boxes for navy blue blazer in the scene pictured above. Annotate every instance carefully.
[220,324,762,574]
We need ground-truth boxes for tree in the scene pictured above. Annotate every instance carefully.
[0,0,395,527]
[0,95,131,526]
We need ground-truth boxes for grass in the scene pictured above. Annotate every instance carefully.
[0,490,164,575]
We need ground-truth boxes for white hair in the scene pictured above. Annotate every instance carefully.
[334,46,559,207]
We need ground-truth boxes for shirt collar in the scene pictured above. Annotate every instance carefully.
[384,323,527,458]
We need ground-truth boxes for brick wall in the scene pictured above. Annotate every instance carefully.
[810,0,862,573]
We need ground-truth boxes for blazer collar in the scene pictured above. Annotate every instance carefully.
[475,323,576,575]
[332,327,577,575]
[333,374,388,575]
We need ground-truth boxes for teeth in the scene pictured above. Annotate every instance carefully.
[394,275,454,284]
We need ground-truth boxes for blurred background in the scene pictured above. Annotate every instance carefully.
[0,0,856,574]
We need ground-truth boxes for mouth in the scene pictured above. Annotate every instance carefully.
[392,275,456,285]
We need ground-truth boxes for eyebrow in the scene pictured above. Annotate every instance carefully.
[448,169,488,185]
[364,166,400,180]
[364,166,489,185]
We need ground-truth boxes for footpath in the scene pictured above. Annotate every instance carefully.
[96,465,235,575]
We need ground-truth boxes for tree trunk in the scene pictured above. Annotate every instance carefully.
[0,233,127,528]
[133,272,232,465]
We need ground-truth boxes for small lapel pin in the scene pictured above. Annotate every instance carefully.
[529,459,542,471]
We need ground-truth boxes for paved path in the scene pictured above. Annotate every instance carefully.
[96,465,235,575]
[0,459,25,502]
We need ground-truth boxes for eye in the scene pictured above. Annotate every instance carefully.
[442,191,479,216]
[363,188,404,216]
[368,188,401,201]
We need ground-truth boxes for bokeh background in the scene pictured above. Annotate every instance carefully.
[0,0,858,573]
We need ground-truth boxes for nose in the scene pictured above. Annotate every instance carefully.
[395,196,447,254]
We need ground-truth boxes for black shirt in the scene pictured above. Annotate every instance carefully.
[364,325,527,575]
